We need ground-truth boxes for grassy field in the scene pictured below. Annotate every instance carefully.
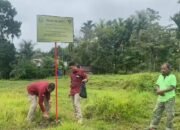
[0,73,180,130]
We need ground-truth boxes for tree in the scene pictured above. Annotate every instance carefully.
[0,0,21,41]
[133,8,160,41]
[91,19,133,73]
[11,41,55,79]
[55,8,180,74]
[171,1,180,71]
[171,12,180,39]
[10,40,35,79]
[0,39,15,78]
[19,40,34,59]
[80,20,95,41]
[127,8,163,71]
[171,0,180,70]
[0,0,21,78]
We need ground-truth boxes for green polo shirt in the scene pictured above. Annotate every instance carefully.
[156,74,177,102]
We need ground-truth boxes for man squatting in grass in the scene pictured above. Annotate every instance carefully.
[26,81,55,121]
[148,63,177,130]
[69,62,88,124]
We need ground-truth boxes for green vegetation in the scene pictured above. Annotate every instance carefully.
[0,0,179,129]
[0,0,21,79]
[64,7,180,73]
[1,0,180,79]
[0,73,179,130]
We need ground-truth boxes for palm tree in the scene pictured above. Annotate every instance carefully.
[80,20,95,41]
[171,12,180,71]
[171,12,180,39]
[19,40,34,59]
[133,8,160,41]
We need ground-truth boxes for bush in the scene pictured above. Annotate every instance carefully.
[0,39,16,79]
[10,59,49,79]
[41,56,54,76]
[84,91,153,122]
[125,73,158,91]
[88,73,159,91]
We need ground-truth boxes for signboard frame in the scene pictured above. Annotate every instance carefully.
[37,15,74,43]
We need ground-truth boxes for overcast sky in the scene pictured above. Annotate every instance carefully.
[9,0,179,52]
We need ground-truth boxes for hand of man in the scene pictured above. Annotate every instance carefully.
[82,79,88,83]
[156,89,165,96]
[43,111,49,119]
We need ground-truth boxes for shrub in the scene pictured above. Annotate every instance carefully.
[88,73,159,91]
[84,91,153,122]
[10,59,48,79]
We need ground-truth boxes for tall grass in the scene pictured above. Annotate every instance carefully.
[0,73,179,130]
[84,90,155,122]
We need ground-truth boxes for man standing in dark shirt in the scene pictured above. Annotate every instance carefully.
[26,81,55,121]
[69,62,88,124]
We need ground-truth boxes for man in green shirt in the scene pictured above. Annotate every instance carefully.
[148,63,177,130]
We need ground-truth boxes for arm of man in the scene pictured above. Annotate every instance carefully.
[156,86,175,96]
[157,75,177,95]
[82,71,88,83]
[155,75,165,96]
[156,86,165,96]
[39,93,49,118]
[162,86,176,93]
[163,75,177,93]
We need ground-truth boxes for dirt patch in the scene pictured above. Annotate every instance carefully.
[38,118,61,129]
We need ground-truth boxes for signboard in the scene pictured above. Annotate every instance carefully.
[37,15,74,43]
